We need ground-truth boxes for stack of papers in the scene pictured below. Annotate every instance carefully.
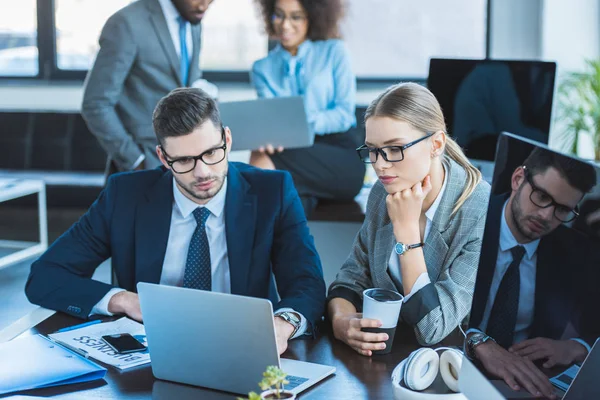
[0,334,106,395]
[49,317,150,370]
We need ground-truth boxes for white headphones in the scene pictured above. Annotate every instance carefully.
[391,347,467,400]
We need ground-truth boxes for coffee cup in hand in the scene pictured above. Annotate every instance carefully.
[362,288,403,355]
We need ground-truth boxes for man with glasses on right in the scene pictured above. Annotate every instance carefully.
[466,147,597,399]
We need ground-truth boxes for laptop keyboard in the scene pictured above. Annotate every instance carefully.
[284,375,309,390]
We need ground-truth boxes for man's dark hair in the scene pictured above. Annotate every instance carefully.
[523,147,597,193]
[256,0,344,41]
[152,88,221,146]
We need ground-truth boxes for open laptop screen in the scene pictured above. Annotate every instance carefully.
[464,132,600,398]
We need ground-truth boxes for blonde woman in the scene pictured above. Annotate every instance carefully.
[327,83,491,354]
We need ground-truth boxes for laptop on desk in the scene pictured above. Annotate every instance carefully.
[137,282,335,396]
[219,96,313,152]
[459,338,600,400]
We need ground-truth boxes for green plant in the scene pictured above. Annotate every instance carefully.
[238,366,290,400]
[557,59,600,160]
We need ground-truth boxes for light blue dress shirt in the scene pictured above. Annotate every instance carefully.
[251,39,357,135]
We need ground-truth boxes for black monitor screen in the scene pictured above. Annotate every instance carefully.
[427,58,556,161]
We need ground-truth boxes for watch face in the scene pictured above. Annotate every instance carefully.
[394,243,406,255]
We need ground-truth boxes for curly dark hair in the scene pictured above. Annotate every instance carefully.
[255,0,345,41]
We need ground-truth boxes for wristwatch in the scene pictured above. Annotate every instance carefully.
[274,311,301,338]
[466,332,495,359]
[394,242,425,256]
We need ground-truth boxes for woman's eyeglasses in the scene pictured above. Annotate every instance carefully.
[271,12,307,25]
[356,133,434,164]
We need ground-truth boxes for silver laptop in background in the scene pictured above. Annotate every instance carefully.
[219,96,313,151]
[459,338,600,400]
[138,282,335,396]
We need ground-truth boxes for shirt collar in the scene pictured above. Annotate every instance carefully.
[424,164,448,223]
[499,199,540,259]
[158,0,183,23]
[275,39,313,61]
[172,177,228,219]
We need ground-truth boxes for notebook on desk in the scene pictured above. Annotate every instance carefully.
[0,334,106,395]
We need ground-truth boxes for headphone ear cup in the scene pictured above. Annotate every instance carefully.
[439,349,463,393]
[403,348,439,391]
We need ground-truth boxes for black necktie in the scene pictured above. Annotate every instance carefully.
[486,245,526,349]
[183,207,211,291]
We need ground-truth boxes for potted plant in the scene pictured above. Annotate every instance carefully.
[238,366,295,400]
[556,59,600,161]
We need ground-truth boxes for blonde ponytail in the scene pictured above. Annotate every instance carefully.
[366,82,481,215]
[444,138,482,215]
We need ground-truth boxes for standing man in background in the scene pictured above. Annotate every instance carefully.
[82,0,213,173]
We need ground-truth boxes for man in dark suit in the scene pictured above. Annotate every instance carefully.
[82,0,213,172]
[465,148,597,398]
[26,88,326,355]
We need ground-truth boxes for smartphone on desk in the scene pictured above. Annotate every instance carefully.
[101,333,146,354]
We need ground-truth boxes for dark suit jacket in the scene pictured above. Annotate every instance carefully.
[469,193,593,346]
[25,163,326,329]
[81,0,202,171]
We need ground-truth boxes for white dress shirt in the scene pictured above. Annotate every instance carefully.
[91,178,307,338]
[387,165,448,301]
[157,0,193,59]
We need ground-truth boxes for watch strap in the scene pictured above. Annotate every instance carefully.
[407,242,425,251]
[275,312,301,338]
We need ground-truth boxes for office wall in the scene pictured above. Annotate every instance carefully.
[489,0,543,59]
[542,0,600,72]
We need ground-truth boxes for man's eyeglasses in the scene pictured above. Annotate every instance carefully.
[523,166,580,222]
[271,12,307,25]
[160,128,227,174]
[356,133,434,164]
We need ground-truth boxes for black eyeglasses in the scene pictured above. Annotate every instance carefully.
[522,166,580,222]
[271,12,307,25]
[160,128,227,174]
[356,133,434,164]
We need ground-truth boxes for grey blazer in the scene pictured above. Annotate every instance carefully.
[328,158,491,345]
[81,0,202,171]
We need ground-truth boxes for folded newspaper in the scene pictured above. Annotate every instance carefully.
[48,317,150,370]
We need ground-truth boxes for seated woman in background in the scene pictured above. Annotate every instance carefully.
[250,0,365,215]
[327,83,491,354]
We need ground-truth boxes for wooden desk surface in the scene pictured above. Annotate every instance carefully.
[9,312,465,399]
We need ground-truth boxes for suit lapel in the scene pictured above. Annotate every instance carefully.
[135,169,173,286]
[148,0,183,86]
[373,222,397,291]
[469,193,506,328]
[423,229,447,282]
[188,23,202,84]
[225,164,257,295]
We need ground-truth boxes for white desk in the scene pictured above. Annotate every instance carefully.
[0,179,48,270]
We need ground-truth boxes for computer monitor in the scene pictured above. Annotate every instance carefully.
[427,59,557,162]
[462,132,600,399]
